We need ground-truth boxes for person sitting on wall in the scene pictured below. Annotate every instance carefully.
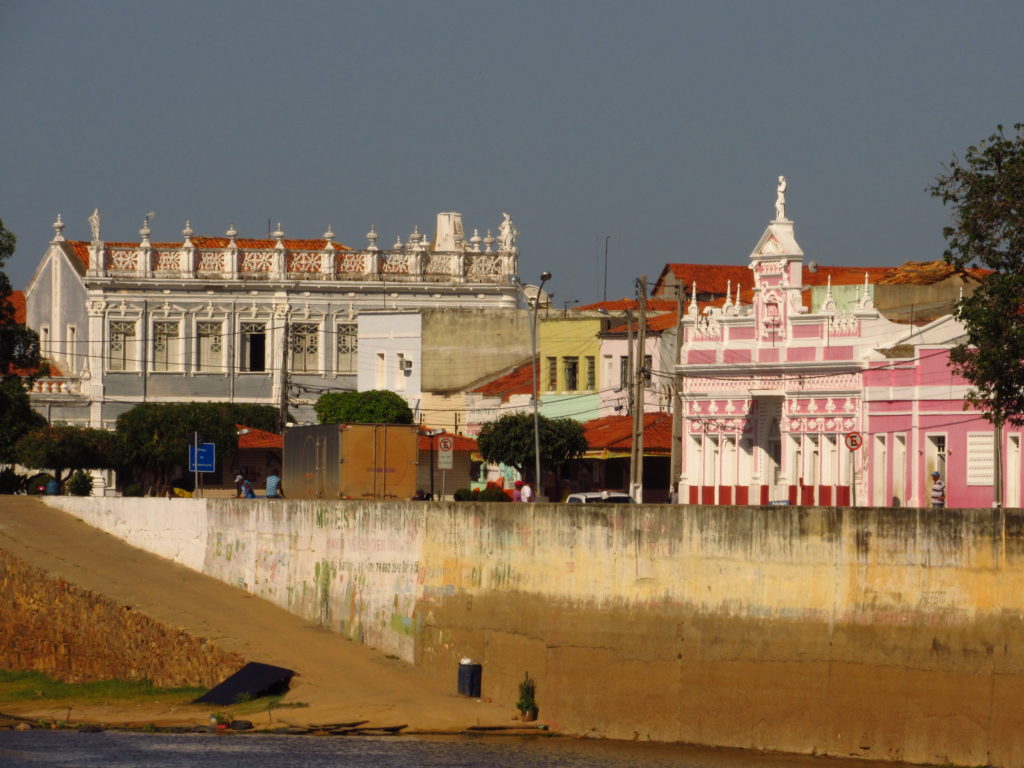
[234,471,245,498]
[265,469,283,499]
[512,480,523,502]
[240,474,256,499]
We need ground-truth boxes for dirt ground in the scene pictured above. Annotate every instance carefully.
[0,496,517,732]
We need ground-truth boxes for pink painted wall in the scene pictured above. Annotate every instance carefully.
[792,324,822,339]
[787,347,816,362]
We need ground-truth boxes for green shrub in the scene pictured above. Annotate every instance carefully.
[123,483,144,497]
[0,468,26,494]
[25,473,55,494]
[453,488,474,501]
[67,470,93,496]
[478,486,510,502]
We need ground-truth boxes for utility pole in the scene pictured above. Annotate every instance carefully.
[630,275,647,501]
[625,308,633,414]
[670,282,685,502]
[278,319,290,433]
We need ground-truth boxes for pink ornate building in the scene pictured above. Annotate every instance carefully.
[676,179,1020,508]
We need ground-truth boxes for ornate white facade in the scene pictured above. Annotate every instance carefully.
[25,211,520,427]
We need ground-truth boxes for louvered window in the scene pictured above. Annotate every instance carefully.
[967,432,994,485]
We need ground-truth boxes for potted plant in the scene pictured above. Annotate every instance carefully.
[516,671,538,721]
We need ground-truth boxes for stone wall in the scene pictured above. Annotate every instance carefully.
[0,550,244,688]
[44,496,1024,766]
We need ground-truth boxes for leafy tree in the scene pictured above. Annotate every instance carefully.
[315,390,414,424]
[0,219,45,462]
[476,412,588,479]
[114,402,280,491]
[929,123,1024,505]
[15,425,116,490]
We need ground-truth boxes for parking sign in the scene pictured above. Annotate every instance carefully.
[438,435,454,470]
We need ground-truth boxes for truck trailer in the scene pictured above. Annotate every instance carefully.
[282,423,418,500]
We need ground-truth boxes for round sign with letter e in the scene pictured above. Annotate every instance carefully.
[844,431,863,451]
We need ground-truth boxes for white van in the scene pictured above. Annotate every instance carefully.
[565,491,636,504]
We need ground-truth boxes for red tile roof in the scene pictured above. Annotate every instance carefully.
[236,424,283,450]
[577,298,679,312]
[190,236,351,251]
[653,264,754,298]
[653,260,988,297]
[417,430,477,451]
[582,412,672,455]
[65,242,91,271]
[7,290,26,323]
[469,359,536,401]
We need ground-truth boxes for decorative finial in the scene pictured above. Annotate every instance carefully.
[226,223,237,240]
[687,281,699,316]
[857,272,874,309]
[470,228,482,252]
[484,229,495,253]
[182,219,193,240]
[52,214,65,242]
[89,208,100,243]
[723,280,733,311]
[139,214,152,243]
[393,235,403,250]
[323,225,334,241]
[774,176,788,221]
[272,222,284,240]
[366,225,379,252]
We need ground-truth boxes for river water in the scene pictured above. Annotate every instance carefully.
[0,731,883,768]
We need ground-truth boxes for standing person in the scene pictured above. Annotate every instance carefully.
[234,471,244,498]
[930,470,946,508]
[265,469,283,499]
[521,481,534,503]
[512,480,523,502]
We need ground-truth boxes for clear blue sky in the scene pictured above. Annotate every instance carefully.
[3,1,1022,304]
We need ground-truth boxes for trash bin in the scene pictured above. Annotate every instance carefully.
[45,479,59,495]
[457,659,482,698]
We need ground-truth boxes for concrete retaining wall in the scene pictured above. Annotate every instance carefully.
[45,497,1024,766]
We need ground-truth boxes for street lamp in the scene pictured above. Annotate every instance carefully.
[531,271,551,500]
[603,235,611,301]
[424,428,444,499]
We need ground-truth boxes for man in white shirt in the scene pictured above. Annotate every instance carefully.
[521,482,534,503]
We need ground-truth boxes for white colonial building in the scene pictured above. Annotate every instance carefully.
[25,210,520,426]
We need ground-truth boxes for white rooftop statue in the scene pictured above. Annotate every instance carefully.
[89,208,101,243]
[774,176,788,221]
[499,212,518,254]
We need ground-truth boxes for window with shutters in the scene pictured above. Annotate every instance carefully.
[108,320,136,371]
[336,323,357,373]
[152,321,179,371]
[290,322,319,373]
[967,432,994,485]
[585,356,596,390]
[546,357,557,391]
[196,321,223,372]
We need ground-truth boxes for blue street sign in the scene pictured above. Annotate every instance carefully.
[189,442,217,473]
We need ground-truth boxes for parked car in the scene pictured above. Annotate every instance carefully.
[565,491,636,504]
